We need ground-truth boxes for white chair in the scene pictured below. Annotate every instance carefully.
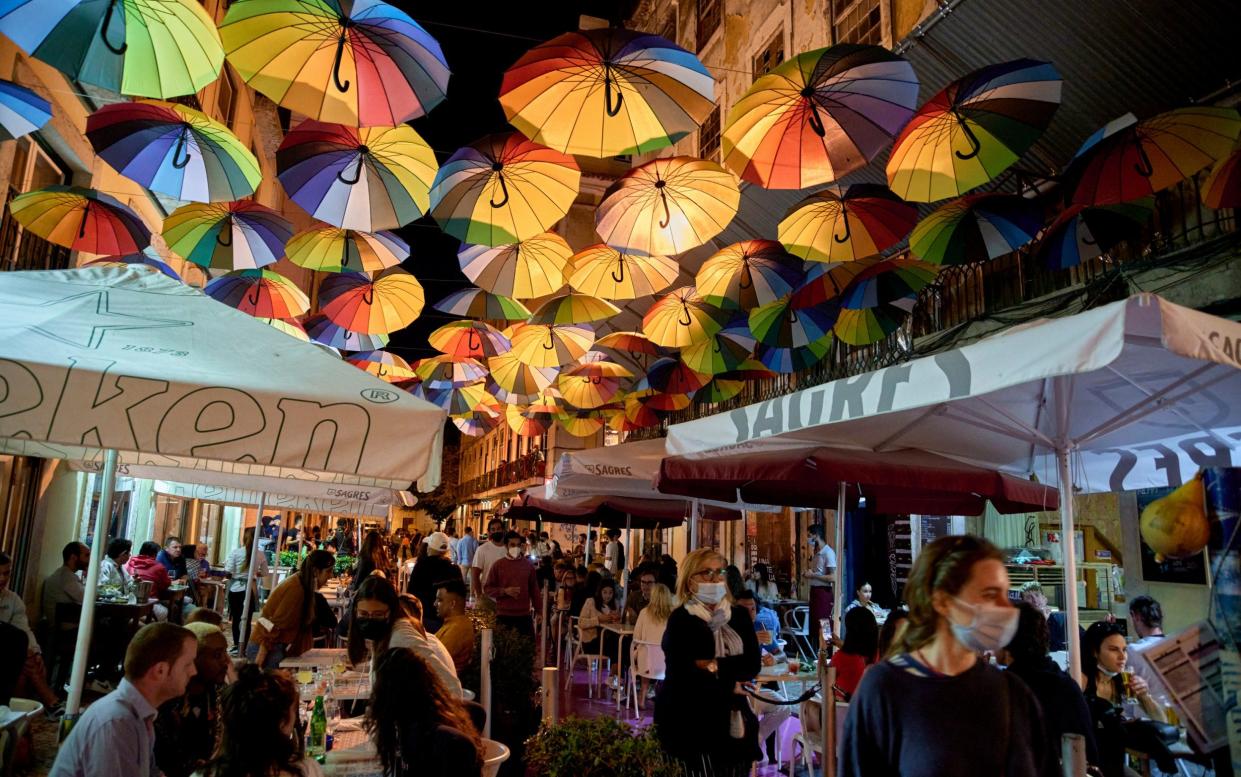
[789,697,847,777]
[781,605,814,660]
[480,738,510,777]
[564,618,611,698]
[628,638,664,718]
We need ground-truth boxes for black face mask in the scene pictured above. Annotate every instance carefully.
[356,618,389,641]
[490,532,505,542]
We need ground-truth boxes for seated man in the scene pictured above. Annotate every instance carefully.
[156,537,187,581]
[154,622,231,777]
[736,589,782,655]
[395,593,463,699]
[433,579,475,673]
[99,539,132,592]
[0,551,61,716]
[624,568,658,623]
[41,541,87,625]
[737,589,793,767]
[127,542,192,622]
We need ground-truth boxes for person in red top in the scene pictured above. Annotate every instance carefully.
[126,541,173,597]
[483,532,539,637]
[830,606,879,699]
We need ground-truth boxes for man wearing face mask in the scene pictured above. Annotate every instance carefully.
[470,518,509,603]
[802,524,837,635]
[483,532,540,637]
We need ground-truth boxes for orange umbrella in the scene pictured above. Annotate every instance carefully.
[319,268,425,334]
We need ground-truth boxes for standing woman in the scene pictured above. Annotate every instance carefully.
[224,528,267,653]
[655,548,761,777]
[840,535,1051,777]
[251,550,335,668]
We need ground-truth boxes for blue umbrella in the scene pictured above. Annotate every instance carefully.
[85,247,182,280]
[0,79,51,141]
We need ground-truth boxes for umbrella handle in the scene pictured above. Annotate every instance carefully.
[100,0,127,55]
[678,303,692,327]
[171,127,192,169]
[377,365,387,378]
[604,72,623,117]
[489,172,510,208]
[807,102,826,138]
[216,224,233,247]
[337,155,364,186]
[1081,233,1097,246]
[739,262,753,289]
[954,116,982,160]
[712,338,721,354]
[543,329,555,350]
[658,187,671,229]
[363,289,374,306]
[834,207,851,244]
[78,205,89,239]
[611,256,625,283]
[332,32,352,93]
[1133,141,1155,177]
[786,306,798,324]
[247,288,261,307]
[467,329,480,353]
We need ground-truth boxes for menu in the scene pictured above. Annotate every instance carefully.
[1139,620,1231,753]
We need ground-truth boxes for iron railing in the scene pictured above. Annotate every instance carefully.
[458,449,546,501]
[0,190,71,272]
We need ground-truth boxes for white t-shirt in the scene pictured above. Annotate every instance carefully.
[605,540,623,574]
[810,542,837,588]
[471,541,508,586]
[386,619,464,699]
[1129,633,1169,700]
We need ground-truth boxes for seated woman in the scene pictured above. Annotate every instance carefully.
[632,582,674,708]
[1080,621,1169,777]
[250,550,335,668]
[578,579,623,686]
[845,581,888,624]
[830,606,879,699]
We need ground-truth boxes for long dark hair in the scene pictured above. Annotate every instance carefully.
[841,606,879,662]
[200,665,303,777]
[877,608,909,658]
[366,648,482,774]
[298,550,335,626]
[593,579,618,611]
[754,562,772,586]
[1083,620,1127,697]
[897,535,1004,654]
[347,575,403,666]
[353,530,387,584]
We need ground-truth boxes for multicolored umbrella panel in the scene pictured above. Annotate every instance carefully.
[9,186,150,255]
[509,324,596,369]
[722,44,919,189]
[86,100,261,203]
[256,316,309,342]
[162,201,292,271]
[695,240,804,310]
[887,59,1062,203]
[488,351,559,399]
[754,334,833,375]
[500,27,714,158]
[527,293,620,326]
[433,288,531,321]
[567,245,680,301]
[909,193,1043,266]
[792,256,940,346]
[0,79,52,141]
[346,350,418,383]
[85,248,181,280]
[304,313,390,351]
[0,0,224,98]
[220,0,450,127]
[318,268,425,334]
[285,226,408,274]
[412,355,488,388]
[457,232,572,300]
[507,403,553,437]
[428,320,512,360]
[778,184,918,264]
[556,408,607,437]
[642,286,727,348]
[1033,201,1154,271]
[556,371,625,410]
[1203,146,1241,209]
[277,120,437,231]
[680,316,756,375]
[204,268,310,318]
[749,294,835,350]
[594,330,662,356]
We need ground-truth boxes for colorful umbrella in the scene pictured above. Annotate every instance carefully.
[433,288,531,321]
[642,286,726,348]
[566,244,680,301]
[277,120,436,231]
[204,268,309,318]
[430,133,580,247]
[304,313,390,351]
[318,268,424,334]
[346,350,417,383]
[458,232,571,300]
[1203,146,1241,209]
[629,385,692,412]
[1033,201,1153,271]
[488,351,558,396]
[9,185,150,254]
[1,0,223,98]
[754,334,832,374]
[596,156,740,256]
[695,240,804,310]
[0,79,51,141]
[680,316,756,375]
[778,184,918,263]
[595,331,662,357]
[220,0,450,127]
[696,375,746,404]
[794,257,939,346]
[428,320,511,359]
[86,100,260,202]
[608,396,663,432]
[414,382,491,416]
[413,355,488,388]
[563,359,633,380]
[643,356,710,394]
[909,193,1043,265]
[722,44,918,189]
[510,323,595,368]
[455,406,503,437]
[256,317,309,342]
[887,59,1062,202]
[749,294,834,349]
[527,293,620,326]
[556,408,606,437]
[1069,108,1241,206]
[286,226,407,274]
[163,201,292,271]
[499,27,714,158]
[507,403,553,437]
[86,248,181,280]
[556,371,624,409]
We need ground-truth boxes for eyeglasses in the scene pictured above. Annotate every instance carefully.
[692,568,725,580]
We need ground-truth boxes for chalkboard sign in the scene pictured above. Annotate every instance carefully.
[919,515,954,550]
[1137,487,1207,586]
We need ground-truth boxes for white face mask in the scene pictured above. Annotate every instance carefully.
[1099,667,1120,679]
[695,582,727,605]
[506,547,522,559]
[949,596,1019,653]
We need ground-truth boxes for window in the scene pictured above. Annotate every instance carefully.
[216,68,237,128]
[698,104,722,161]
[167,93,203,111]
[752,29,784,77]
[153,495,189,548]
[659,10,678,44]
[0,137,70,272]
[696,0,722,51]
[832,0,883,45]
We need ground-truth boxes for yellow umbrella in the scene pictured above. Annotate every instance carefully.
[527,293,621,326]
[458,232,571,300]
[345,350,418,383]
[487,351,559,396]
[595,156,740,256]
[567,244,680,300]
[563,360,634,380]
[286,226,408,274]
[413,355,488,387]
[642,286,726,348]
[556,409,606,437]
[557,373,624,409]
[505,403,552,437]
[428,320,511,359]
[509,324,596,368]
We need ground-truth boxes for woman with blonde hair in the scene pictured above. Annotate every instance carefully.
[632,582,674,707]
[654,548,760,776]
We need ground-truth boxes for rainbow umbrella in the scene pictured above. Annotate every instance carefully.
[595,331,662,357]
[1203,146,1241,209]
[488,351,558,398]
[754,334,832,374]
[527,293,620,326]
[319,268,425,334]
[507,404,553,437]
[794,257,939,346]
[433,288,531,321]
[346,350,417,383]
[695,239,804,310]
[0,0,223,98]
[277,120,436,231]
[557,369,625,409]
[556,408,606,437]
[680,316,755,375]
[430,133,581,247]
[696,375,746,404]
[304,313,389,351]
[909,193,1043,265]
[414,382,491,416]
[458,232,571,300]
[428,320,511,359]
[510,323,595,368]
[596,156,740,256]
[887,60,1062,202]
[256,317,309,342]
[0,79,51,141]
[608,397,662,432]
[499,27,714,158]
[1069,108,1241,206]
[722,44,918,189]
[9,186,149,254]
[749,294,834,350]
[455,406,503,437]
[1034,201,1153,270]
[629,385,692,412]
[87,100,260,202]
[642,286,726,348]
[286,226,406,274]
[567,244,679,301]
[163,201,292,271]
[779,184,917,263]
[86,248,181,280]
[643,356,709,394]
[204,269,309,318]
[413,355,487,388]
[220,0,449,127]
[563,359,633,380]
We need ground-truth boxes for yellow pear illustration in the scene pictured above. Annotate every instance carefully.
[1140,473,1210,562]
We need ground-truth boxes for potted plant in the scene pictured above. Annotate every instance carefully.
[526,716,683,777]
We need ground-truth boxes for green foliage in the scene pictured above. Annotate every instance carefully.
[460,624,535,716]
[278,550,354,576]
[525,717,683,777]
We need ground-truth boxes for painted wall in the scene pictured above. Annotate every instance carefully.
[22,462,87,622]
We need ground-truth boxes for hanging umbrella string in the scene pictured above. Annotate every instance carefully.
[100,0,127,55]
[951,111,983,160]
[332,18,354,93]
[171,125,193,170]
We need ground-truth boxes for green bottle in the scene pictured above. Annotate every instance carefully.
[308,695,327,758]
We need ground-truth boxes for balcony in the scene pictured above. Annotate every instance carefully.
[458,449,547,501]
[0,191,71,272]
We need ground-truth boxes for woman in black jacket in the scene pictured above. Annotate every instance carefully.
[655,548,761,777]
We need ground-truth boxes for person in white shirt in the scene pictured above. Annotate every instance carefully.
[223,528,267,654]
[0,552,61,714]
[632,582,673,709]
[803,524,837,633]
[99,538,133,592]
[1127,594,1169,700]
[470,517,508,602]
[604,528,625,576]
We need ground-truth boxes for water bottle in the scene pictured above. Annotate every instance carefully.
[308,695,327,758]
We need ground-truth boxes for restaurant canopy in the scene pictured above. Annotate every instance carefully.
[507,484,740,529]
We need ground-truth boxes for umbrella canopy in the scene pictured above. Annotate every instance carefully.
[595,330,662,356]
[430,132,581,246]
[557,372,624,409]
[1202,146,1241,209]
[527,293,620,326]
[0,79,51,141]
[510,323,595,368]
[642,286,726,348]
[610,396,662,431]
[454,408,502,437]
[696,375,746,403]
[412,355,487,388]
[220,0,450,127]
[428,320,511,359]
[304,313,390,352]
[567,244,679,301]
[0,0,223,98]
[722,44,918,189]
[793,256,939,346]
[86,248,181,281]
[413,381,490,416]
[749,294,834,349]
[256,316,309,342]
[204,268,310,318]
[507,403,553,437]
[563,359,633,380]
[1034,201,1153,271]
[346,349,417,383]
[488,350,558,397]
[163,201,292,272]
[909,193,1043,265]
[643,356,709,394]
[556,408,606,437]
[9,186,150,255]
[86,100,260,202]
[887,59,1062,203]
[277,120,436,231]
[778,184,918,264]
[318,268,424,334]
[596,156,740,256]
[1069,108,1241,206]
[695,239,804,310]
[432,288,531,321]
[285,225,407,274]
[499,27,714,158]
[680,317,756,375]
[458,232,572,299]
[754,333,832,374]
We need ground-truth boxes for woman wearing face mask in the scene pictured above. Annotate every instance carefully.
[839,535,1052,777]
[654,548,761,777]
[1080,621,1167,777]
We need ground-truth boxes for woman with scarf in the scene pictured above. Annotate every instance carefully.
[654,548,761,777]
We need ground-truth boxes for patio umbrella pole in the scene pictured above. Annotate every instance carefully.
[833,482,845,640]
[1054,376,1082,681]
[585,523,593,565]
[272,512,286,572]
[620,514,632,613]
[62,448,119,731]
[238,491,269,658]
[689,499,699,551]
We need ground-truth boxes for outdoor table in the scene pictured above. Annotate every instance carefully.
[280,648,350,672]
[94,600,156,628]
[600,621,635,710]
[753,664,819,699]
[323,721,380,777]
[197,578,227,613]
